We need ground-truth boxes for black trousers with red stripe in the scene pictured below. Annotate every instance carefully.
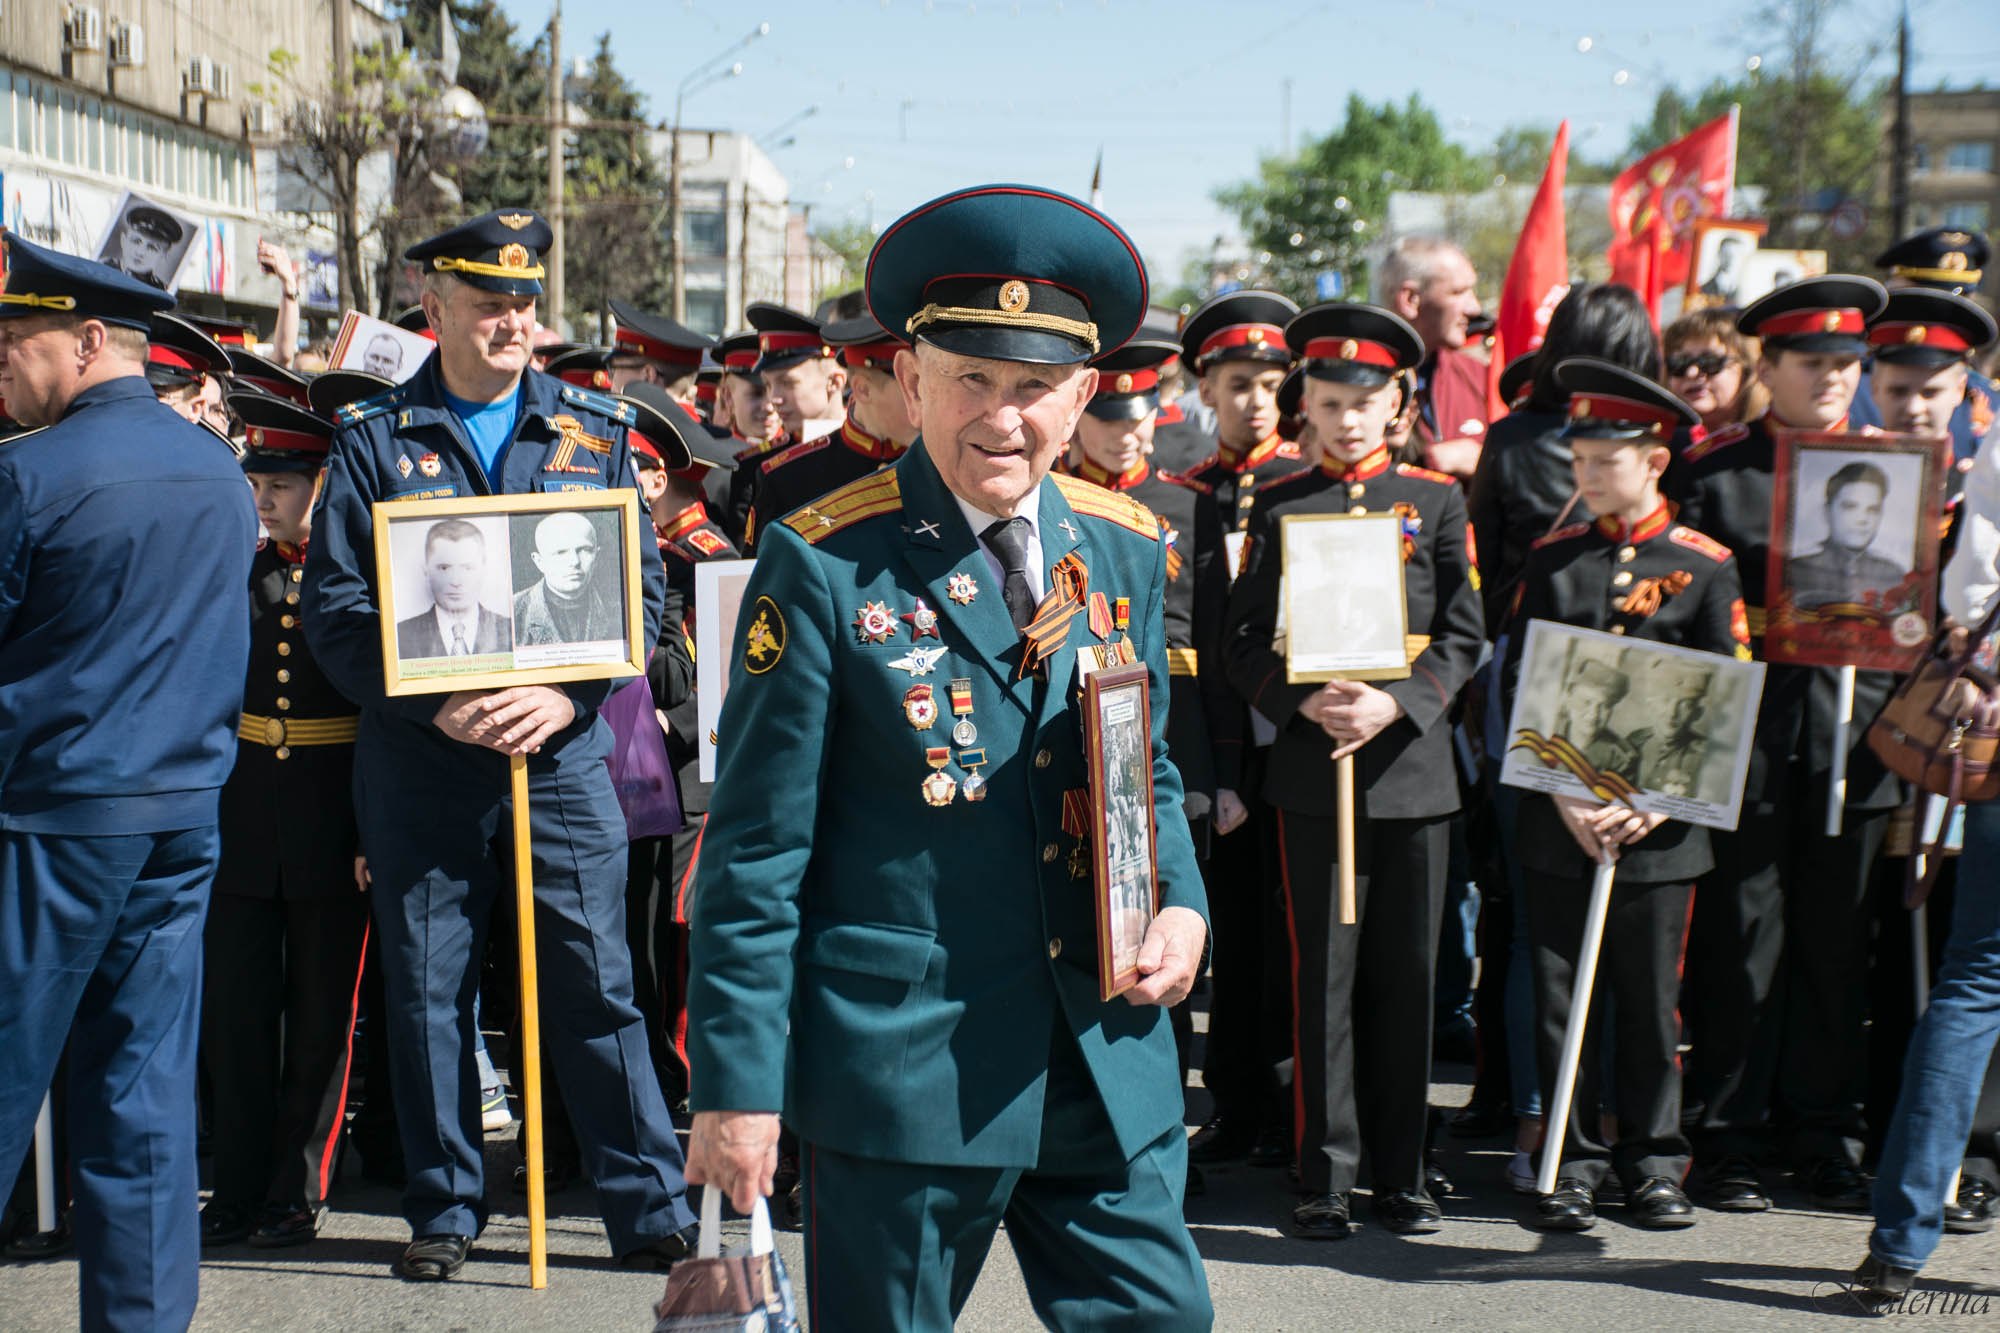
[201,890,369,1211]
[1525,870,1694,1191]
[1277,809,1446,1197]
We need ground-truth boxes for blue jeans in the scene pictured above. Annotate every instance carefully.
[1870,799,2000,1270]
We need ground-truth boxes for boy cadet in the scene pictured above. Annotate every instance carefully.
[1176,288,1308,1168]
[686,184,1212,1331]
[146,312,228,425]
[1865,288,1998,446]
[0,231,255,1330]
[608,299,713,395]
[1853,227,1998,459]
[1670,275,1896,1214]
[744,312,918,552]
[1223,303,1484,1239]
[749,301,847,448]
[200,392,370,1251]
[1500,359,1753,1233]
[715,329,781,543]
[301,208,700,1279]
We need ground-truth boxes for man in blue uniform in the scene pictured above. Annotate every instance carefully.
[0,230,255,1329]
[300,209,699,1280]
[685,185,1213,1332]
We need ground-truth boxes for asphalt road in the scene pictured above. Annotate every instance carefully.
[9,1063,2000,1330]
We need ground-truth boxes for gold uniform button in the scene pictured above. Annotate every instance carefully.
[276,641,292,656]
[1348,483,1365,500]
[1618,546,1637,563]
[280,614,296,629]
[1612,571,1634,588]
[1048,938,1062,960]
[276,697,291,711]
[274,746,291,760]
[277,669,291,683]
[1042,843,1059,863]
[285,591,300,605]
[1238,494,1255,507]
[1349,505,1368,515]
[1034,749,1052,769]
[290,568,303,583]
[1610,624,1627,636]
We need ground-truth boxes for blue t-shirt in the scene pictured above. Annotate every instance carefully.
[443,384,523,484]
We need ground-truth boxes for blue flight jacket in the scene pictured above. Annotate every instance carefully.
[688,442,1209,1169]
[0,376,254,834]
[300,354,665,784]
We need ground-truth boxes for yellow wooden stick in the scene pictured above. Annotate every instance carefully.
[511,753,548,1291]
[1336,753,1357,926]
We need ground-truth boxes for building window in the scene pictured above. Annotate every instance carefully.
[684,209,727,259]
[1944,141,1993,173]
[1943,202,1991,231]
[684,289,726,336]
[1912,143,1931,175]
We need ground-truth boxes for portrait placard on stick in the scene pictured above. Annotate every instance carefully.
[1499,620,1767,831]
[694,558,757,783]
[1083,663,1158,1000]
[1684,217,1768,310]
[330,309,437,385]
[1280,513,1411,683]
[1765,429,1947,672]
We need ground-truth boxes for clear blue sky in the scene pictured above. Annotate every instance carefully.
[496,0,1997,279]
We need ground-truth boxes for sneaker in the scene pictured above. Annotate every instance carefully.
[1506,1149,1538,1195]
[481,1086,513,1132]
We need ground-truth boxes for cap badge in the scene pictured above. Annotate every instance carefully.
[1247,328,1267,345]
[1821,311,1842,332]
[1573,397,1591,418]
[1943,251,1970,272]
[1340,338,1360,360]
[497,213,535,230]
[1942,232,1971,247]
[998,280,1030,314]
[1906,325,1929,344]
[1114,372,1134,393]
[497,243,531,271]
[247,427,264,447]
[592,369,611,389]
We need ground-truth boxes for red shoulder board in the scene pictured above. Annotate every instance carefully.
[1156,468,1214,495]
[1183,451,1221,476]
[1276,440,1302,460]
[1668,525,1732,563]
[1530,521,1592,550]
[1395,462,1457,487]
[761,437,831,474]
[1680,421,1748,464]
[687,527,729,556]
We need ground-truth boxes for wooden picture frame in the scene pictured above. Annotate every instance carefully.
[1684,216,1768,309]
[1280,512,1412,683]
[1083,662,1158,1000]
[1765,429,1947,671]
[372,490,648,696]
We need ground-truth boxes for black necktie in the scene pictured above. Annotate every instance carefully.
[982,517,1037,633]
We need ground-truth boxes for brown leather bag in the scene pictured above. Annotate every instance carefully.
[1867,601,2000,903]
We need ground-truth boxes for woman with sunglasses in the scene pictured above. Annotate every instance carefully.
[1661,309,1766,437]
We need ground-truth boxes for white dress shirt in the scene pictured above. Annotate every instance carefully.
[1944,422,2000,628]
[953,484,1046,603]
[433,603,480,653]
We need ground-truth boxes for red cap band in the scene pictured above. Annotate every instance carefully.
[723,350,758,370]
[1301,337,1400,369]
[243,424,329,455]
[759,331,827,356]
[629,430,663,463]
[1568,392,1681,435]
[148,345,204,373]
[1868,321,1973,353]
[839,341,904,369]
[1198,324,1287,359]
[614,328,702,365]
[694,381,718,403]
[1097,367,1160,397]
[557,366,613,390]
[1757,308,1865,338]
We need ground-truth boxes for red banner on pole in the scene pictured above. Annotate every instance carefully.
[1607,108,1738,293]
[1488,120,1571,417]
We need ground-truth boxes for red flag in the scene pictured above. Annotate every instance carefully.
[1487,120,1571,418]
[1607,108,1737,290]
[1607,185,1668,326]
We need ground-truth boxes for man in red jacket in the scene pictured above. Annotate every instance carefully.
[1379,235,1492,479]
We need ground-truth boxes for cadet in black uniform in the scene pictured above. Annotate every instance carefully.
[1177,289,1309,1168]
[1224,303,1484,1238]
[1500,360,1753,1232]
[715,331,780,543]
[1669,275,1895,1213]
[200,393,370,1250]
[607,299,713,396]
[145,312,227,424]
[743,313,916,552]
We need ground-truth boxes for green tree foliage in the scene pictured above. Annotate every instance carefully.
[563,32,671,341]
[812,219,877,307]
[1215,94,1485,303]
[404,0,549,222]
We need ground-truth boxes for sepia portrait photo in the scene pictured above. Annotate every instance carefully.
[1499,621,1766,831]
[1279,512,1410,683]
[1686,217,1766,309]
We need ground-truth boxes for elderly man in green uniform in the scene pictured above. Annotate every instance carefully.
[685,185,1213,1332]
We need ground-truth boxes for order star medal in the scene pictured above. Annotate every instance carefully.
[922,746,957,807]
[947,572,979,605]
[888,645,947,676]
[902,598,941,640]
[903,684,938,729]
[853,600,897,645]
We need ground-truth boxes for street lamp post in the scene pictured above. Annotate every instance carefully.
[668,22,769,321]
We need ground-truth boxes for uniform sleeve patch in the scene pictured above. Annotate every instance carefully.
[688,528,728,556]
[742,595,786,674]
[1668,526,1732,562]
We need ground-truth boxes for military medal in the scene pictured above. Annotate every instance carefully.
[947,572,979,605]
[397,454,414,478]
[418,452,442,477]
[903,684,938,729]
[888,645,947,676]
[948,677,976,745]
[960,746,989,801]
[1088,590,1112,639]
[1114,596,1130,630]
[922,747,956,806]
[901,598,941,640]
[852,600,897,644]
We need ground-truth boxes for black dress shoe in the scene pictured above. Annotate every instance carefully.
[1188,1115,1255,1164]
[1424,1154,1453,1199]
[1627,1177,1696,1229]
[1696,1156,1770,1212]
[249,1204,323,1248]
[3,1222,73,1260]
[619,1222,701,1271]
[398,1234,471,1281]
[1804,1159,1871,1212]
[1447,1099,1512,1140]
[1533,1180,1596,1231]
[1851,1254,1917,1302]
[1373,1190,1443,1235]
[200,1202,255,1247]
[1247,1125,1292,1168]
[1291,1192,1351,1239]
[1945,1175,1995,1235]
[510,1159,580,1196]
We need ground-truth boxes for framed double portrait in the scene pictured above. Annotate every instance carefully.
[372,490,648,696]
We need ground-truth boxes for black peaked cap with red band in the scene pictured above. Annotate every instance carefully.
[1555,357,1699,442]
[543,344,618,390]
[1179,289,1299,374]
[146,313,228,390]
[620,380,727,474]
[1086,336,1180,422]
[1736,274,1887,357]
[223,346,311,406]
[609,299,714,367]
[716,331,760,378]
[746,302,830,376]
[232,390,332,475]
[306,369,392,420]
[1866,289,1998,369]
[1286,302,1423,388]
[822,312,906,372]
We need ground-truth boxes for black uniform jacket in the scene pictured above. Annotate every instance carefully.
[1184,432,1310,535]
[1668,413,1900,810]
[742,416,904,554]
[1224,447,1485,820]
[1500,504,1751,883]
[216,541,361,899]
[653,501,740,817]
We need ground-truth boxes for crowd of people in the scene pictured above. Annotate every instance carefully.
[1,188,1999,1330]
